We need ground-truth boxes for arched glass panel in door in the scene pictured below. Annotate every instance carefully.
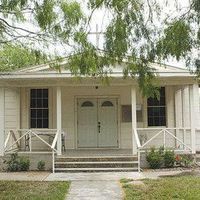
[81,101,94,107]
[101,101,114,107]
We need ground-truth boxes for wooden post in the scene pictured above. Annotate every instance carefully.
[56,86,62,155]
[0,88,5,156]
[189,84,199,154]
[131,86,137,155]
[175,88,183,148]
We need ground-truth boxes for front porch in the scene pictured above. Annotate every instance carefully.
[0,81,200,172]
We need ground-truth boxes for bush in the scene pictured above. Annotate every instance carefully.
[164,150,175,168]
[37,160,45,171]
[146,147,163,169]
[5,153,20,172]
[19,157,30,171]
[180,154,194,167]
[5,153,30,172]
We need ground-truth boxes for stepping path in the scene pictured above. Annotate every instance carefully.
[46,172,143,200]
[67,180,122,200]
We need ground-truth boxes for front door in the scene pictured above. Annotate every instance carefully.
[77,98,118,148]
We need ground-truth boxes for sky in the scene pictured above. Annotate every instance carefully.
[4,0,194,68]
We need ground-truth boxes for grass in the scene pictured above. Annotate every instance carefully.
[121,176,200,200]
[0,181,70,200]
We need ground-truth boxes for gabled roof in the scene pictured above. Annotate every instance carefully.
[0,57,194,79]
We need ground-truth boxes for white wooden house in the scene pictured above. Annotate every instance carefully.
[0,61,199,172]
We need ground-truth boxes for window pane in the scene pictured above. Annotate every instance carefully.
[43,109,48,118]
[43,89,48,98]
[31,89,37,98]
[101,101,113,107]
[30,99,37,108]
[31,109,37,118]
[37,119,42,128]
[37,109,43,119]
[31,119,37,128]
[81,101,94,107]
[37,89,43,98]
[30,89,49,128]
[43,119,48,128]
[43,99,48,108]
[37,99,43,108]
[147,87,166,126]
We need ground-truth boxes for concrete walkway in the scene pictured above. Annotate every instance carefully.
[46,172,144,200]
[67,180,122,200]
[0,170,192,200]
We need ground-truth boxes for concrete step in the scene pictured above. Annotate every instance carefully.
[55,167,139,172]
[55,161,138,168]
[55,156,138,162]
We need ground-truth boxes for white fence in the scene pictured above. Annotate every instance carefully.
[4,129,62,173]
[132,127,197,171]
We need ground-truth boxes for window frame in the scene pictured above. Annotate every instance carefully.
[147,87,167,127]
[29,88,49,129]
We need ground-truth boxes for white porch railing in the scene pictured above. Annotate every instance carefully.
[4,129,63,173]
[132,127,194,171]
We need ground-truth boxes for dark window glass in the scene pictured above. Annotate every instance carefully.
[102,101,113,107]
[30,89,49,128]
[81,101,94,107]
[147,87,166,126]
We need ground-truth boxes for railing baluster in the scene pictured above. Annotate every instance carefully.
[29,132,32,152]
[163,129,166,149]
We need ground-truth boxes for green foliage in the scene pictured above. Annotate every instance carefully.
[19,157,30,171]
[0,44,47,71]
[146,147,176,169]
[156,20,192,60]
[0,181,70,200]
[146,147,164,169]
[5,153,20,172]
[0,0,199,96]
[37,160,46,171]
[5,153,30,172]
[121,176,200,200]
[164,150,175,168]
[180,154,194,167]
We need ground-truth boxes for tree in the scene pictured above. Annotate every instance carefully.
[0,44,48,71]
[0,0,199,96]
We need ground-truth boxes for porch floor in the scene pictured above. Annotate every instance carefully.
[59,149,133,157]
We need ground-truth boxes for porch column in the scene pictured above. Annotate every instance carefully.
[175,88,183,128]
[0,88,5,156]
[175,87,183,148]
[182,86,190,127]
[189,84,199,154]
[56,86,62,155]
[131,86,137,155]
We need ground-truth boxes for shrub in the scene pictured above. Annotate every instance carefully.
[19,157,30,171]
[146,147,163,169]
[5,153,30,172]
[164,150,175,168]
[37,160,45,171]
[180,154,194,167]
[5,153,20,172]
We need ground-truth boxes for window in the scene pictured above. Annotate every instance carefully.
[81,101,94,107]
[30,89,49,128]
[147,87,166,126]
[101,101,113,107]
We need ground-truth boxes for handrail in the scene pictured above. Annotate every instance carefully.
[137,128,193,152]
[132,129,141,172]
[133,129,141,148]
[4,131,11,148]
[51,130,60,151]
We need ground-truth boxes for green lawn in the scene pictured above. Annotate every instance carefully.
[0,181,70,200]
[121,175,200,200]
